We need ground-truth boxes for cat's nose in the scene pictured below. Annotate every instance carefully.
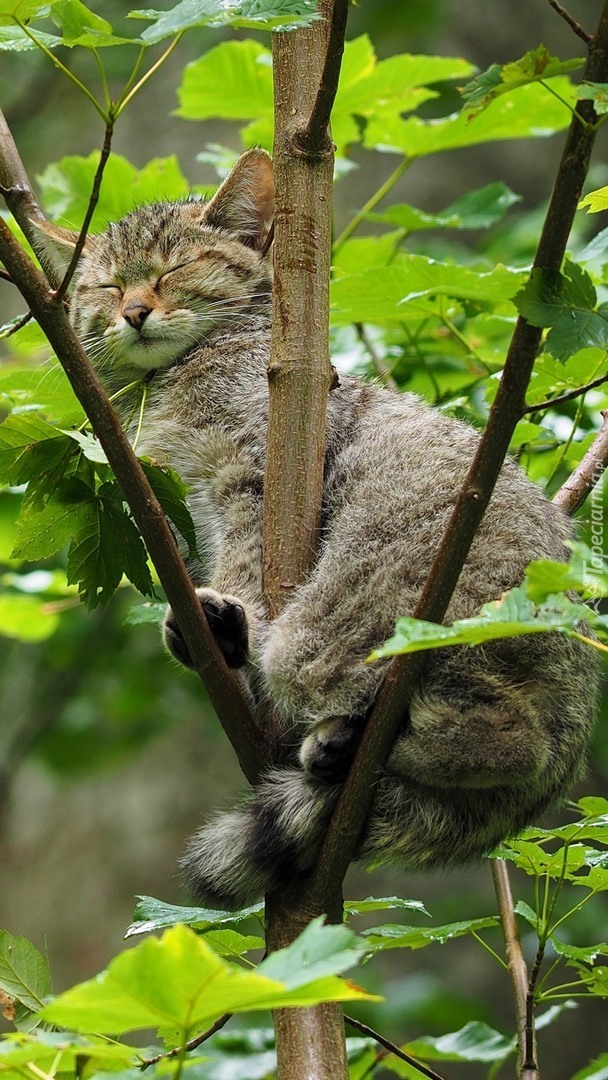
[122,302,152,330]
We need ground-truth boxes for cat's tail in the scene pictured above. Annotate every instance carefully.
[179,768,340,910]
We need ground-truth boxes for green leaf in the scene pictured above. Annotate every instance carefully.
[367,182,520,234]
[0,0,49,24]
[344,896,430,918]
[201,929,265,957]
[369,580,592,661]
[49,0,133,46]
[38,153,192,232]
[125,895,264,937]
[259,916,367,988]
[360,918,499,954]
[0,1030,135,1070]
[12,478,97,561]
[0,359,84,427]
[515,261,608,362]
[123,600,166,625]
[0,931,52,1031]
[0,414,75,485]
[572,1054,608,1080]
[140,459,198,558]
[579,184,608,214]
[66,482,155,609]
[405,1021,515,1063]
[0,25,61,48]
[578,82,608,115]
[39,923,375,1035]
[132,0,320,44]
[460,46,583,108]
[364,79,576,157]
[0,591,61,643]
[177,39,273,122]
[331,255,523,327]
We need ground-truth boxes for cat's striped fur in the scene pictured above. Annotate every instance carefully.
[44,149,597,908]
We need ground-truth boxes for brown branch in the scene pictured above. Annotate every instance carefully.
[139,1012,232,1069]
[552,410,608,515]
[300,0,608,915]
[547,0,592,43]
[54,121,114,301]
[263,2,351,1077]
[0,158,266,785]
[294,0,350,157]
[491,860,539,1079]
[523,372,608,414]
[344,1015,448,1080]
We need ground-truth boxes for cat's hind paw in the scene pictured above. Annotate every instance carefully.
[299,716,365,782]
[164,588,249,669]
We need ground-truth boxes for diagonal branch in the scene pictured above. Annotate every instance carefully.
[301,0,608,914]
[552,410,608,515]
[0,169,266,784]
[523,371,608,414]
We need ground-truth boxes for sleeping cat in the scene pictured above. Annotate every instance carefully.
[41,148,597,908]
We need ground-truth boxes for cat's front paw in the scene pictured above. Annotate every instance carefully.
[299,717,365,782]
[164,588,249,669]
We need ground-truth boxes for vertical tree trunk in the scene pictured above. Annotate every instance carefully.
[263,3,349,1077]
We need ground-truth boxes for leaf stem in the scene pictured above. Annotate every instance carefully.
[13,19,109,123]
[114,34,183,118]
[333,155,413,252]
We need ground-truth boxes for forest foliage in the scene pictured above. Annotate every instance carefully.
[1,1,608,1078]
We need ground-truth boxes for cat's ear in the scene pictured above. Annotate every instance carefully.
[204,148,274,252]
[29,219,97,277]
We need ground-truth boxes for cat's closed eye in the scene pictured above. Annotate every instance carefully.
[157,261,196,284]
[97,283,123,295]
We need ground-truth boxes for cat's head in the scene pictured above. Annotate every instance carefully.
[35,148,274,378]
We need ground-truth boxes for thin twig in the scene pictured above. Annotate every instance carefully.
[523,371,608,413]
[54,121,114,301]
[491,860,538,1079]
[139,1012,232,1069]
[552,409,608,515]
[547,0,592,43]
[344,1015,448,1080]
[355,323,398,390]
[295,0,349,157]
[0,310,32,338]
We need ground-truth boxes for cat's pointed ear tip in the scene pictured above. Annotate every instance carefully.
[29,216,81,250]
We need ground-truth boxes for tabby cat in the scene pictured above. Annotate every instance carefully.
[41,148,597,909]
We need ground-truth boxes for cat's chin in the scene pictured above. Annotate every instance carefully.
[118,338,190,372]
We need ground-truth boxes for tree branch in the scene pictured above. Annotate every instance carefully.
[547,0,592,43]
[344,1015,448,1080]
[523,372,608,414]
[491,860,538,1079]
[263,2,350,1077]
[0,182,266,785]
[294,0,349,157]
[300,0,608,914]
[552,410,608,515]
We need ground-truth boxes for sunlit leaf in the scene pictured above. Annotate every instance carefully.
[360,917,499,954]
[40,923,375,1035]
[460,46,582,109]
[404,1021,515,1063]
[131,0,320,44]
[125,895,264,937]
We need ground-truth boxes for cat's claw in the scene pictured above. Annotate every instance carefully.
[164,589,249,669]
[299,717,365,782]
